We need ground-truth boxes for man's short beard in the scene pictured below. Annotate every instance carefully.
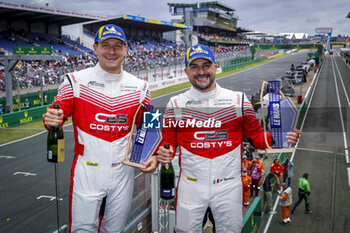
[190,74,215,91]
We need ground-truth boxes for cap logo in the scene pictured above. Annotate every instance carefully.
[190,47,209,57]
[96,24,126,44]
[103,26,122,36]
[106,25,117,31]
[185,44,215,67]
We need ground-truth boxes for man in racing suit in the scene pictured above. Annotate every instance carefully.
[44,24,158,232]
[157,44,301,232]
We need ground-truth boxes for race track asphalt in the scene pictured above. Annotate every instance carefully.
[260,54,350,233]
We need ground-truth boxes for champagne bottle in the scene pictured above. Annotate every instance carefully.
[47,104,65,163]
[160,144,175,200]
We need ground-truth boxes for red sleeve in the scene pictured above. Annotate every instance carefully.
[242,94,272,149]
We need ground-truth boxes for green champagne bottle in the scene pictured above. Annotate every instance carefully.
[160,144,175,200]
[47,104,65,163]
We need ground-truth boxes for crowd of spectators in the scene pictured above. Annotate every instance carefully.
[0,43,250,93]
[0,55,97,92]
[194,31,250,44]
[124,45,186,71]
[211,44,249,60]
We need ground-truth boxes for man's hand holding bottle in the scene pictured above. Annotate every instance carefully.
[157,144,174,164]
[44,108,64,127]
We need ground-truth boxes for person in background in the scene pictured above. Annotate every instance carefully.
[263,173,275,214]
[244,143,255,161]
[242,155,250,172]
[282,155,294,187]
[250,160,262,198]
[270,158,283,191]
[253,153,264,188]
[242,167,251,207]
[290,64,295,71]
[279,183,292,224]
[24,98,30,109]
[291,173,312,214]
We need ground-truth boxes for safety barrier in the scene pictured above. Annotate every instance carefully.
[0,89,57,112]
[0,105,49,128]
[243,197,262,233]
[222,57,268,72]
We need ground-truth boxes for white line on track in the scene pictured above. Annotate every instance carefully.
[263,57,323,233]
[333,56,350,108]
[331,56,349,163]
[297,147,335,154]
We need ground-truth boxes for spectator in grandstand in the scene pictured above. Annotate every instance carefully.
[282,155,294,187]
[291,173,312,214]
[270,158,283,191]
[24,98,30,109]
[156,44,301,232]
[0,103,4,115]
[279,182,292,224]
[43,24,158,233]
[263,173,275,214]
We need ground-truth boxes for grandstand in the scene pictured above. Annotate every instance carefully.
[166,1,251,46]
[80,14,191,50]
[0,1,106,56]
[0,1,255,103]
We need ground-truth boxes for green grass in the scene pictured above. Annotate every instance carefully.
[0,118,72,145]
[1,55,283,145]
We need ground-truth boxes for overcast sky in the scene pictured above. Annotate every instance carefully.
[21,0,350,36]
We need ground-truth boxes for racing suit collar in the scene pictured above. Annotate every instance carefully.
[189,83,221,100]
[95,62,124,82]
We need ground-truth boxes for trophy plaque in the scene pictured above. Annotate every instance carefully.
[260,80,299,153]
[123,104,162,168]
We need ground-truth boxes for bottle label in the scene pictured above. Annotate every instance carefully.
[161,188,175,197]
[47,150,52,160]
[57,139,65,163]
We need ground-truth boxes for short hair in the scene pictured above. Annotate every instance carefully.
[303,173,309,179]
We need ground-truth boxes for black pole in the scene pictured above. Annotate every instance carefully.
[55,163,61,233]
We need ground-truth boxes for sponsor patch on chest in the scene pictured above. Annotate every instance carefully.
[87,81,105,89]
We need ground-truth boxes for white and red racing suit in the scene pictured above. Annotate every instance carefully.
[45,63,150,232]
[160,85,271,233]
